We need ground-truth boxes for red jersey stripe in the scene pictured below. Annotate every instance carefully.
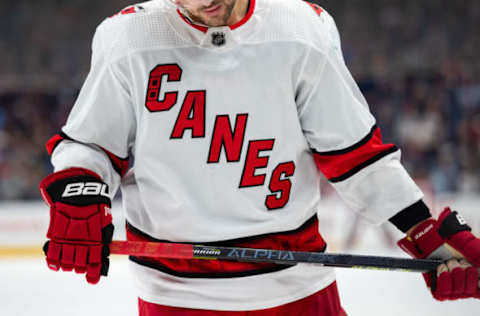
[126,215,326,278]
[304,1,324,16]
[102,148,130,177]
[176,0,256,33]
[229,0,256,30]
[176,9,208,33]
[313,126,398,182]
[45,132,129,177]
[46,134,64,156]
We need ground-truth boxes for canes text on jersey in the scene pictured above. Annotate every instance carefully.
[145,64,296,210]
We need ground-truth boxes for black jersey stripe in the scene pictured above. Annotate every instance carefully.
[311,124,377,156]
[328,146,399,183]
[125,215,319,247]
[129,256,293,279]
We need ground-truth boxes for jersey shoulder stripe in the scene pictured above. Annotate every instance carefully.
[303,1,324,16]
[111,4,145,18]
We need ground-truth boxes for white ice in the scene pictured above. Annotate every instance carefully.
[1,257,479,316]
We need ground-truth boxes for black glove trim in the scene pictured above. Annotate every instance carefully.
[438,211,471,238]
[43,241,50,256]
[100,224,114,276]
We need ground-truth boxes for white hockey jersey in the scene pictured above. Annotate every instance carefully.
[48,0,424,310]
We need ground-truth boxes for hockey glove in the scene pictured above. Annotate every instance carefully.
[398,208,480,301]
[40,167,114,284]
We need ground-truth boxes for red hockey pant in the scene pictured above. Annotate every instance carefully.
[138,281,347,316]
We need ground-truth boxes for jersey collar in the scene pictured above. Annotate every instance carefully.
[176,0,256,33]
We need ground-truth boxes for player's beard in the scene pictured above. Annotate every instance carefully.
[178,0,237,27]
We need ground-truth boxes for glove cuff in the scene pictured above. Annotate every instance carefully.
[397,219,444,259]
[40,167,111,207]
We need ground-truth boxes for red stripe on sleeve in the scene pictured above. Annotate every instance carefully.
[45,132,129,177]
[101,148,130,177]
[313,128,397,182]
[45,134,65,156]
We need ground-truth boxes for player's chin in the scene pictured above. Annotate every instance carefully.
[201,17,227,27]
[210,20,228,27]
[201,9,229,25]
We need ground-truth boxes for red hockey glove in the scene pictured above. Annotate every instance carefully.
[40,167,114,284]
[398,208,480,301]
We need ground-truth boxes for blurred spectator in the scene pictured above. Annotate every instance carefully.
[0,0,479,199]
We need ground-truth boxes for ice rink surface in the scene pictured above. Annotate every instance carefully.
[1,257,479,316]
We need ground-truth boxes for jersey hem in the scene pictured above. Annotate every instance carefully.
[135,270,337,311]
[123,206,319,243]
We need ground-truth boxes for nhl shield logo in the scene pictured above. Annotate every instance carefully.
[211,32,226,46]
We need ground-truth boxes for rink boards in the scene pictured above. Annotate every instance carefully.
[1,195,479,256]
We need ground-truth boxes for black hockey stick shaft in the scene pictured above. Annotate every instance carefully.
[110,241,442,272]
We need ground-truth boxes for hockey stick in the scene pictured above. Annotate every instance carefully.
[110,241,442,272]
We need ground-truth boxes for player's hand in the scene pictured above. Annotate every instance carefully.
[427,258,480,300]
[40,168,114,284]
[398,207,480,300]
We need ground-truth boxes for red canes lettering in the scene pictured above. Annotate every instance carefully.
[143,64,296,211]
[208,114,248,163]
[239,139,275,188]
[265,162,296,210]
[145,64,183,112]
[170,91,206,139]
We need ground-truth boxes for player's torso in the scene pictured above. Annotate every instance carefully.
[113,0,327,241]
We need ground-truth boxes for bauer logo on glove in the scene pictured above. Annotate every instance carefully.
[62,182,109,198]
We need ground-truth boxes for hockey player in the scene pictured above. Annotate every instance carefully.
[40,0,480,315]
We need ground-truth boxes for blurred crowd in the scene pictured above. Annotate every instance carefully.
[0,0,479,199]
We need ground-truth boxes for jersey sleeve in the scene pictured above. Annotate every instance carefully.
[61,22,136,160]
[297,11,423,225]
[48,21,134,191]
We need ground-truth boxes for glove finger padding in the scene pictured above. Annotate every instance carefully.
[74,245,88,273]
[464,267,480,297]
[60,244,76,271]
[43,240,61,271]
[430,266,480,300]
[432,271,453,301]
[43,224,113,284]
[450,267,466,297]
[86,244,103,284]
